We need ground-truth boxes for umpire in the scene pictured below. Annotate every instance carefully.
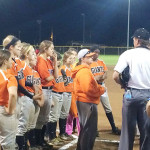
[113,28,150,150]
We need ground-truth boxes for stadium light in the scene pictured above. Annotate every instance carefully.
[127,0,131,49]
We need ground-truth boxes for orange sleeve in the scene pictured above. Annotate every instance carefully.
[77,69,105,98]
[37,59,52,80]
[102,61,108,71]
[7,76,18,89]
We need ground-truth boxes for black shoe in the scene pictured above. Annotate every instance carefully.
[112,127,121,135]
[41,141,53,150]
[59,133,74,141]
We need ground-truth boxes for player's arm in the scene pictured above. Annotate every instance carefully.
[36,94,44,107]
[103,71,107,80]
[113,71,121,84]
[45,76,54,82]
[52,51,59,79]
[5,86,17,115]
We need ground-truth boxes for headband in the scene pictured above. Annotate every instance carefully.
[5,37,19,49]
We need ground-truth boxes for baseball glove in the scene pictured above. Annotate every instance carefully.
[119,66,130,88]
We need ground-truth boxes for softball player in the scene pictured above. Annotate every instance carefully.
[113,28,150,150]
[35,40,58,148]
[16,43,42,149]
[65,48,80,136]
[90,47,120,135]
[72,49,105,150]
[0,50,18,150]
[46,52,65,146]
[28,52,44,148]
[59,51,74,141]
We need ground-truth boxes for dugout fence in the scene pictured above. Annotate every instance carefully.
[0,45,133,55]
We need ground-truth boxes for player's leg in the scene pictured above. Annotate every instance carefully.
[28,103,40,148]
[35,89,53,149]
[76,101,97,150]
[59,92,73,141]
[101,91,120,135]
[0,106,17,150]
[16,96,35,150]
[47,92,64,146]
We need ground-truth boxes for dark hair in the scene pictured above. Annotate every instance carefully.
[76,59,82,66]
[90,45,99,52]
[138,39,149,47]
[0,49,11,67]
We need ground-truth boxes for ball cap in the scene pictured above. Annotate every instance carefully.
[78,49,95,59]
[131,28,150,41]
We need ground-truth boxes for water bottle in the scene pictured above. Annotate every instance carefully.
[125,90,132,99]
[147,98,150,101]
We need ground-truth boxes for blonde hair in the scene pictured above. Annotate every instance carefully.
[20,43,34,60]
[3,35,15,48]
[68,48,77,53]
[39,40,53,54]
[63,51,74,65]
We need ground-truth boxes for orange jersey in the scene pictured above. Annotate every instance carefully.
[61,65,73,92]
[0,69,18,107]
[7,58,25,88]
[36,56,54,87]
[72,65,105,105]
[23,64,34,93]
[52,68,65,92]
[90,59,108,76]
[33,70,42,94]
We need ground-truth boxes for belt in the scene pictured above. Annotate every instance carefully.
[127,87,150,91]
[42,86,53,90]
[52,91,63,94]
[65,92,71,94]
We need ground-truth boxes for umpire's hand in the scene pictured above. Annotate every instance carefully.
[146,101,150,117]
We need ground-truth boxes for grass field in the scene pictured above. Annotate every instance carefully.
[99,55,119,66]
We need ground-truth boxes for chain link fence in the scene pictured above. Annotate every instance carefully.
[54,46,132,55]
[0,45,132,55]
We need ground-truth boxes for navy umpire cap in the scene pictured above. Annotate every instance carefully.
[131,28,150,41]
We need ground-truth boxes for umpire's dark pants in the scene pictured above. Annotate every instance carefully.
[141,117,150,150]
[119,89,149,150]
[76,101,97,150]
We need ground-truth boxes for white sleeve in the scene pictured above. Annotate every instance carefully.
[114,51,128,73]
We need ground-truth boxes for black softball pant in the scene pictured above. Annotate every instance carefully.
[76,101,97,150]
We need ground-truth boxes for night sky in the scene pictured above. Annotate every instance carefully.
[0,0,150,46]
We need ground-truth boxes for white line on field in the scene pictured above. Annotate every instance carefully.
[96,139,120,144]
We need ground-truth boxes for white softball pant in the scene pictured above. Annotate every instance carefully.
[60,92,72,119]
[36,89,52,129]
[16,96,36,136]
[49,91,63,122]
[0,106,17,150]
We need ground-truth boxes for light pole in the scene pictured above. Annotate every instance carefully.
[127,0,131,50]
[81,13,85,44]
[37,19,42,44]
